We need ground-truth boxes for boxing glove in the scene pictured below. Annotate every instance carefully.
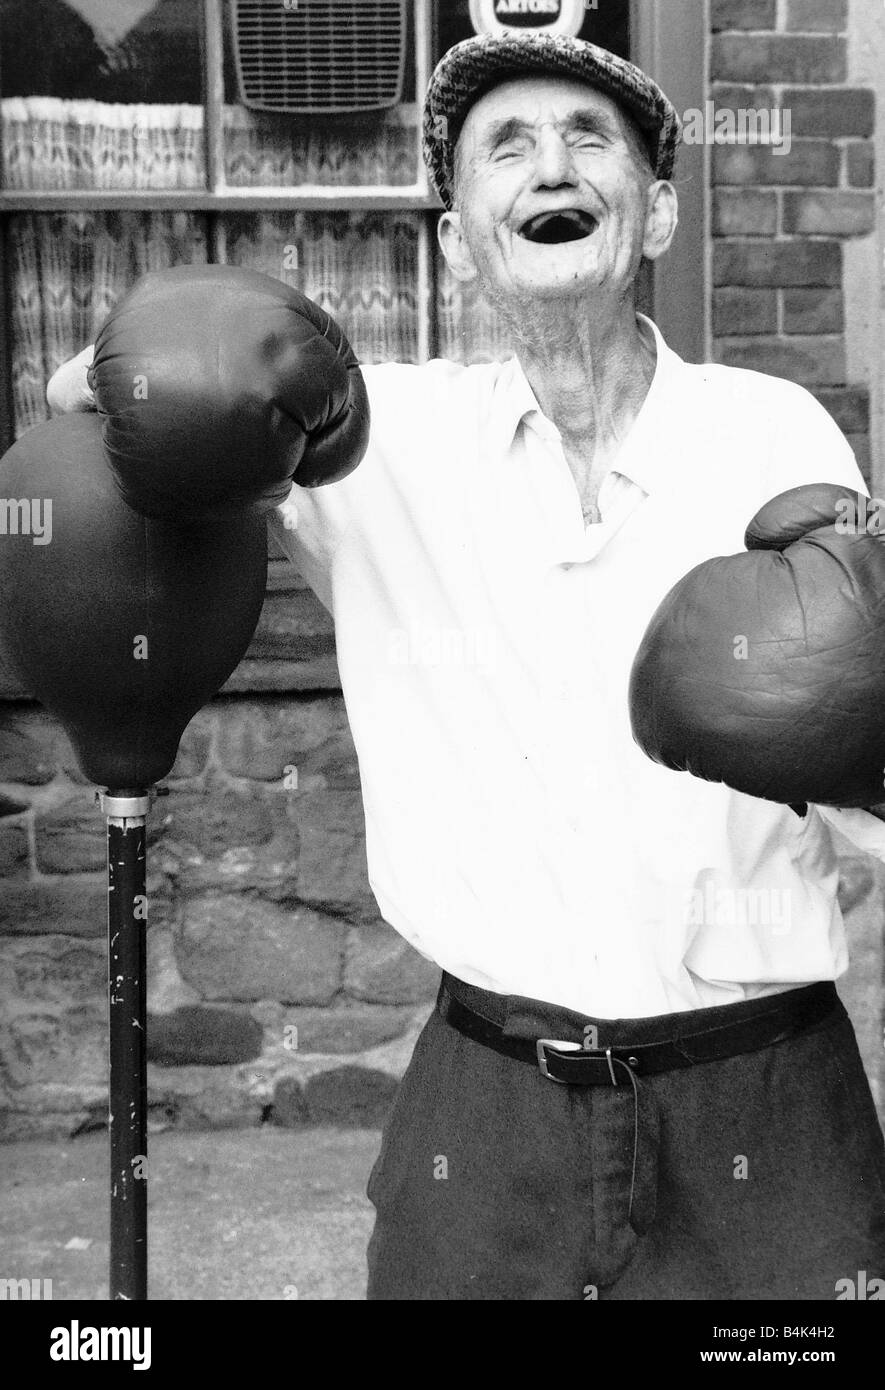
[629,482,885,808]
[87,264,370,519]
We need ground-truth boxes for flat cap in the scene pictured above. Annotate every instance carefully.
[422,32,682,210]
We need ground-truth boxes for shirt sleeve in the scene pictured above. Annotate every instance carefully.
[46,342,96,413]
[814,805,885,864]
[770,381,868,497]
[266,362,389,613]
[267,483,336,613]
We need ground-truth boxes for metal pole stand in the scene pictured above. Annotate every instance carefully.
[99,789,153,1301]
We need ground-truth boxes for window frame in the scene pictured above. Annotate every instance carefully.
[632,0,710,365]
[0,0,437,206]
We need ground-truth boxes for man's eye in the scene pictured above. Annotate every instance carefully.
[571,133,605,149]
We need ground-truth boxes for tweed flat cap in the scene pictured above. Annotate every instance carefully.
[423,33,682,209]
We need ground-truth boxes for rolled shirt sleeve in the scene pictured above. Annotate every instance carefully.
[814,805,885,864]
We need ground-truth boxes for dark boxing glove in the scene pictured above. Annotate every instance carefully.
[629,482,885,808]
[87,264,370,518]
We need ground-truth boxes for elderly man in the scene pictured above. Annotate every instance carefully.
[48,34,885,1301]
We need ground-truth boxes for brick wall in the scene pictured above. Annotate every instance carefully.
[711,0,876,481]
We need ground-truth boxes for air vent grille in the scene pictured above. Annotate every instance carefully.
[232,0,408,114]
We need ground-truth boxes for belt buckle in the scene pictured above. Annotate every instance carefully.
[535,1037,585,1083]
[536,1038,623,1085]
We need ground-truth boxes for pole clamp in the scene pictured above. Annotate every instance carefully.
[97,788,165,819]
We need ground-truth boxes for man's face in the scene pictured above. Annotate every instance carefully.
[439,75,674,306]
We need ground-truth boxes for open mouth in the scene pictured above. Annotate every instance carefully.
[518,209,598,244]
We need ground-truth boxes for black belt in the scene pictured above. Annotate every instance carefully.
[438,973,843,1237]
[438,973,843,1087]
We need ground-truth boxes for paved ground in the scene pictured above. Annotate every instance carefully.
[0,1127,382,1300]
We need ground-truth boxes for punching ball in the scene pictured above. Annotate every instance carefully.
[0,413,268,1300]
[0,413,268,786]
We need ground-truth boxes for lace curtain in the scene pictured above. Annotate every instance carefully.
[5,99,513,435]
[223,214,514,368]
[224,212,422,365]
[9,212,208,433]
[1,98,418,189]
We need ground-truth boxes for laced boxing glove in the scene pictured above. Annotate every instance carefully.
[87,263,370,518]
[629,482,885,808]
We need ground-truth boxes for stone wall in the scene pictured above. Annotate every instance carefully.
[0,561,440,1139]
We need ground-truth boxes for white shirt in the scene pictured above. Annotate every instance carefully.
[269,315,885,1018]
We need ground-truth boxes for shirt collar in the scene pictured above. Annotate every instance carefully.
[488,314,682,494]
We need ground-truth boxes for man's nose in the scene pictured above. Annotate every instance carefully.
[530,128,579,189]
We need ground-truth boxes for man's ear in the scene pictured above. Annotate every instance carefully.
[438,211,479,284]
[642,181,678,263]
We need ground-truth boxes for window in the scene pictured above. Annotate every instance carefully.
[0,0,703,447]
[2,0,205,188]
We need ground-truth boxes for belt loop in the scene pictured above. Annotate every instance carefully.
[605,1047,619,1087]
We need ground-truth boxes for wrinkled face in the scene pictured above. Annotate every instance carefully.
[440,75,673,305]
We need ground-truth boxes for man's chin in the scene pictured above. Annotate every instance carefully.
[501,260,605,302]
[521,273,601,300]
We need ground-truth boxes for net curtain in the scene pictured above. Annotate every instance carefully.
[3,98,514,434]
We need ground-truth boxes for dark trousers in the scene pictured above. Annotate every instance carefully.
[366,982,885,1300]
